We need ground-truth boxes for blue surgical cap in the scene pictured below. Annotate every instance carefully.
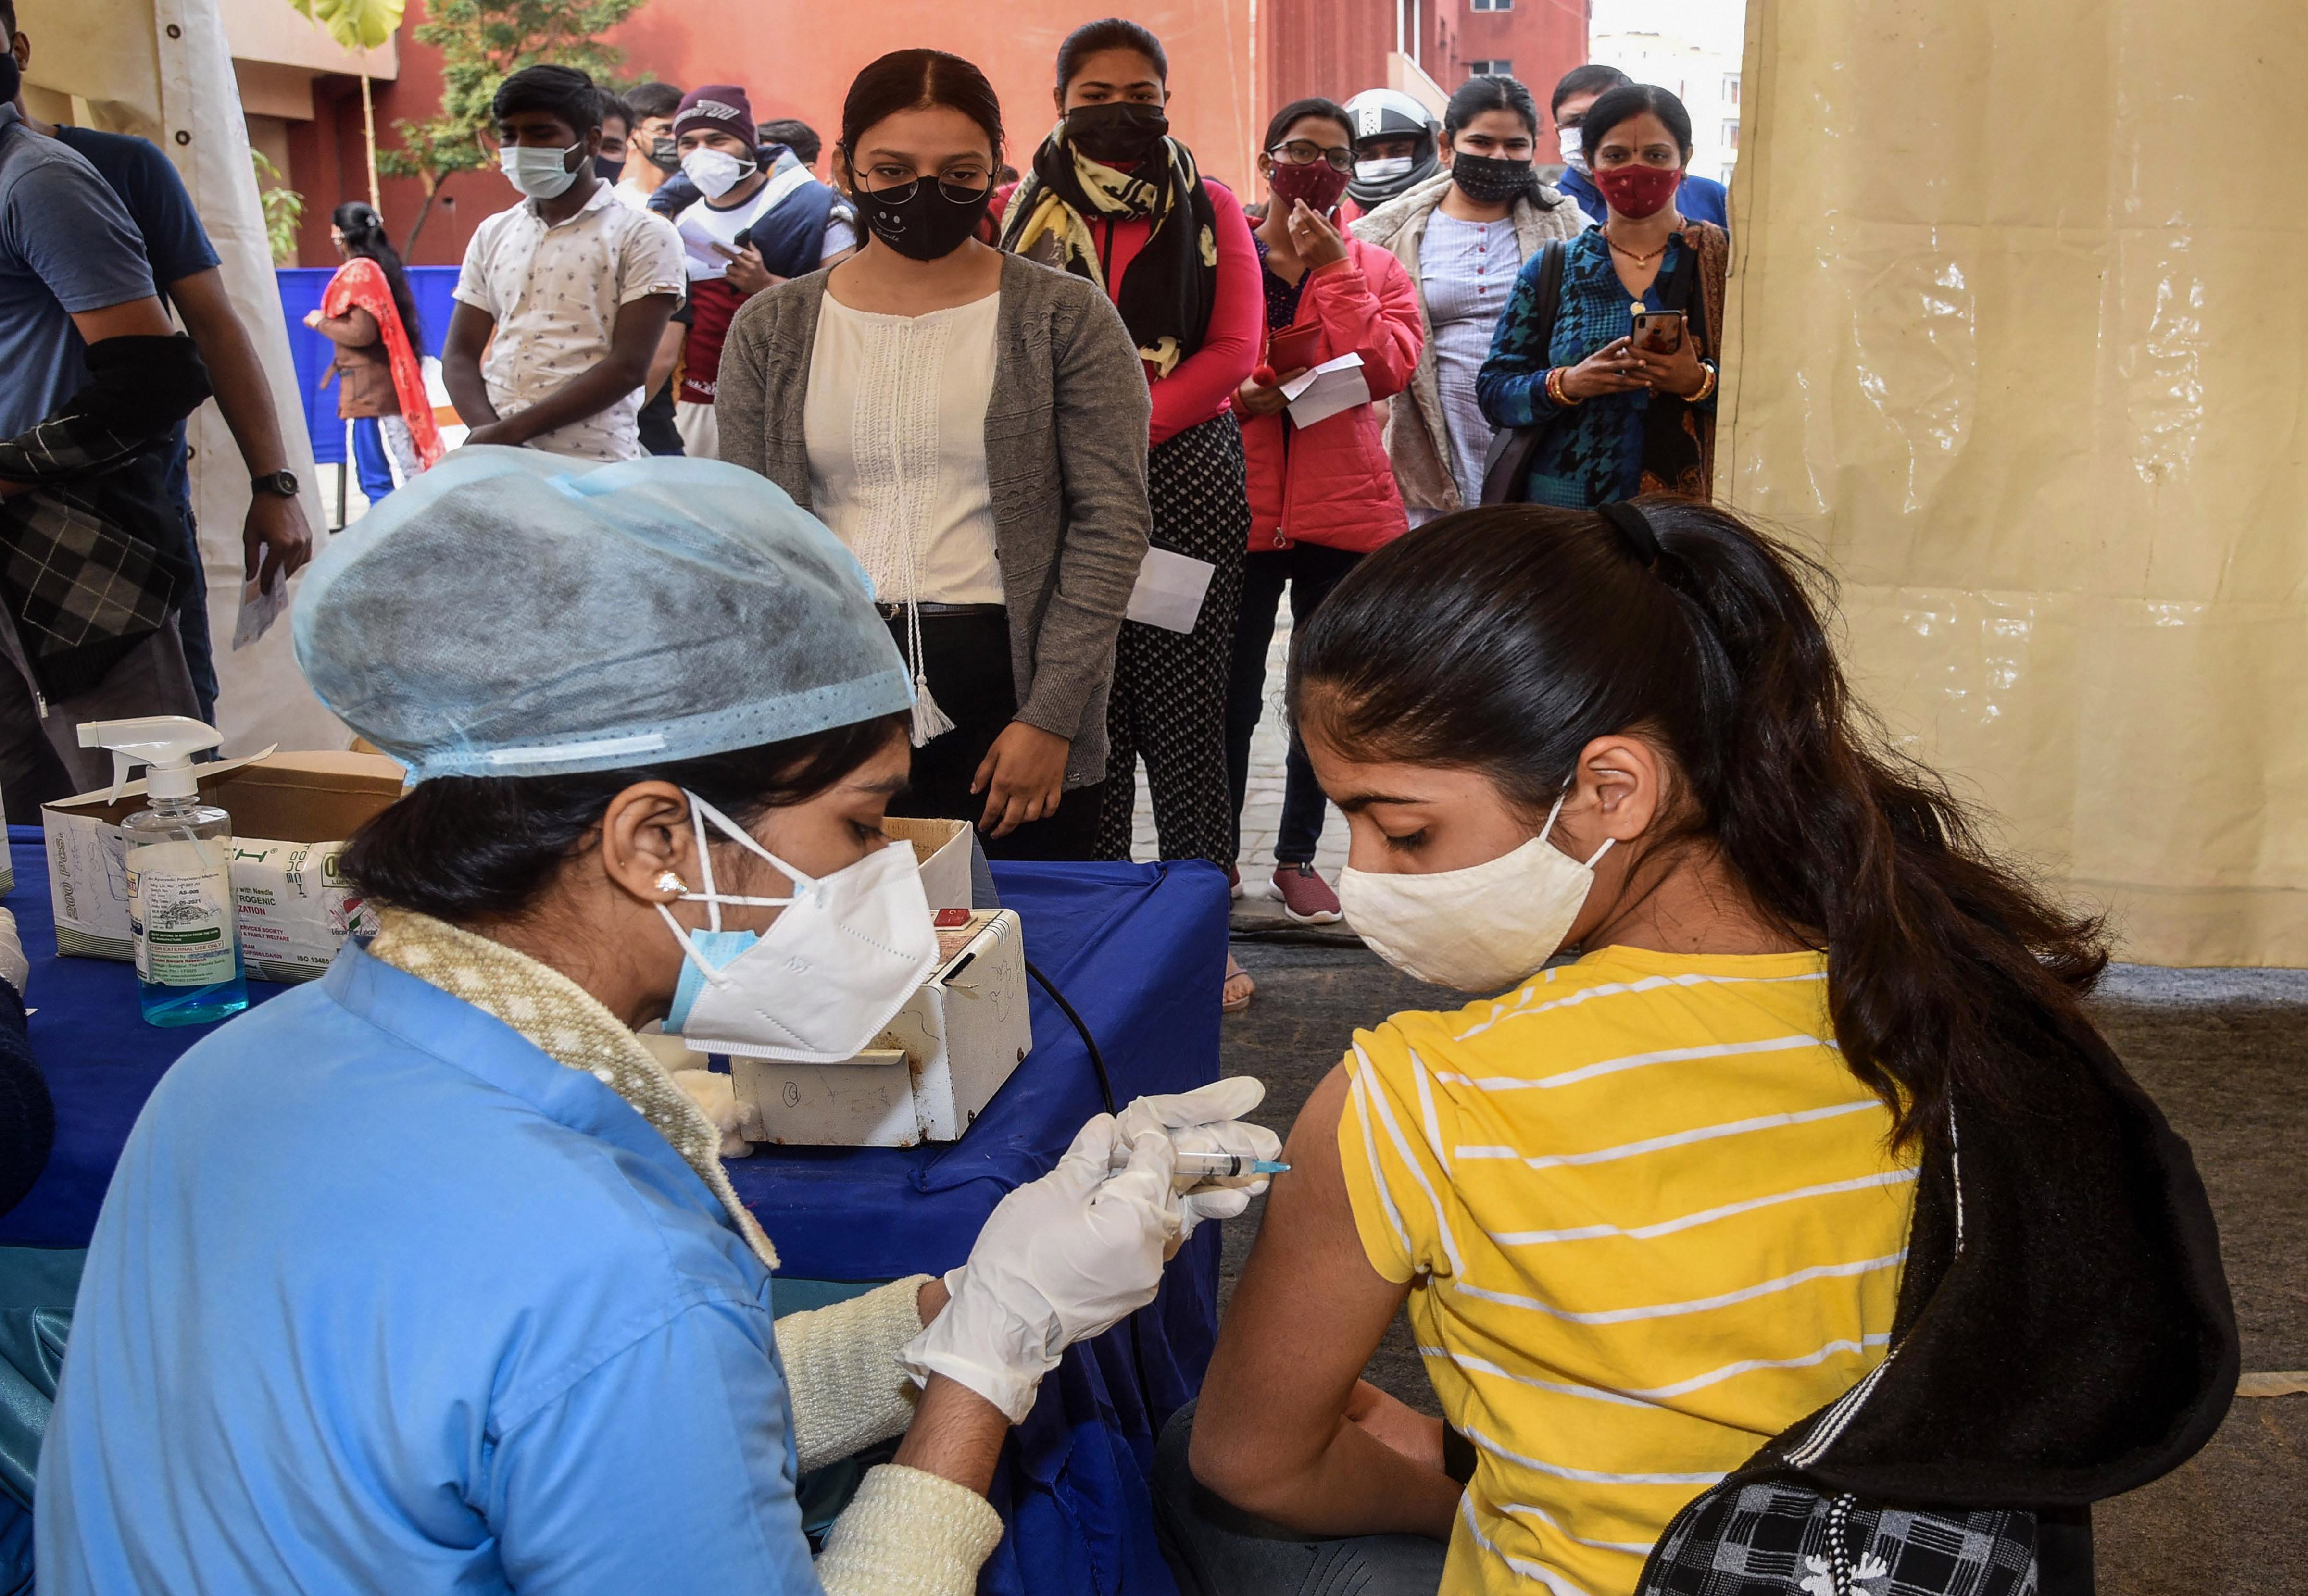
[294,448,912,782]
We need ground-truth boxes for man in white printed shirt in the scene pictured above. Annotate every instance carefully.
[443,65,683,463]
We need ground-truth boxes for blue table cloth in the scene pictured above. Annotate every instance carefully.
[0,828,1229,1596]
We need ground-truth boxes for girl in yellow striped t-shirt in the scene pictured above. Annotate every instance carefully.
[1177,499,2116,1596]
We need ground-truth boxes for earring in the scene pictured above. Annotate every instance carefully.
[655,871,686,897]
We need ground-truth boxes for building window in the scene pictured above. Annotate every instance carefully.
[1722,121,1739,149]
[1466,59,1513,76]
[1471,0,1513,9]
[1724,74,1741,105]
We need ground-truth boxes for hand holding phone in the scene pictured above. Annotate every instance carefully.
[1630,310,1685,355]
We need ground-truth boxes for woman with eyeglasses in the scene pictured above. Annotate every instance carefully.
[716,50,1154,860]
[1476,83,1728,507]
[1000,16,1265,898]
[1350,74,1586,527]
[1224,98,1422,954]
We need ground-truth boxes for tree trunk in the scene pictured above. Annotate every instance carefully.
[402,175,440,255]
[360,72,380,209]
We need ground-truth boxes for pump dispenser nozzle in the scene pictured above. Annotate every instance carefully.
[77,716,223,804]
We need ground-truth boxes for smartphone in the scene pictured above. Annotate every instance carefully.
[1630,310,1685,355]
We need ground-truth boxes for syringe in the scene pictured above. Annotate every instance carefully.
[1107,1150,1290,1181]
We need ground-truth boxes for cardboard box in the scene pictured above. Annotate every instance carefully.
[730,909,1033,1147]
[882,815,972,912]
[44,750,405,982]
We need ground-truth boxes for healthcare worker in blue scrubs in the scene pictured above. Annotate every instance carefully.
[34,449,1279,1595]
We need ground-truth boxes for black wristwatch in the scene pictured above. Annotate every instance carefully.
[250,468,300,499]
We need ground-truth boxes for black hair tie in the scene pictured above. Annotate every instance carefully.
[1596,500,1662,567]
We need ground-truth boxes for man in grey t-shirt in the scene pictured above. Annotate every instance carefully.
[0,96,205,810]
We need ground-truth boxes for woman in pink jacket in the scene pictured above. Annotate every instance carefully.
[1226,98,1423,947]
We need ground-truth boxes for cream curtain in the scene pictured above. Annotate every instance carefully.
[1720,0,2308,965]
[19,0,344,759]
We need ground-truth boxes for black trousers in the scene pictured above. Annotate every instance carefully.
[883,609,1103,862]
[1225,542,1361,866]
[1097,413,1250,867]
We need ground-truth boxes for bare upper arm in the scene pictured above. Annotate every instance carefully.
[1191,1062,1409,1492]
[68,296,174,344]
[443,300,495,360]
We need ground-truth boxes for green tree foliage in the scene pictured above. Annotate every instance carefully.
[378,0,647,251]
[252,149,306,265]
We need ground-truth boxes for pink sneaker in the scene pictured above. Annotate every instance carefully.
[1270,863,1342,924]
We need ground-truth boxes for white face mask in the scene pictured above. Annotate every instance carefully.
[681,147,750,200]
[500,141,582,200]
[1337,791,1613,992]
[1557,126,1589,175]
[658,793,939,1063]
[1354,154,1414,185]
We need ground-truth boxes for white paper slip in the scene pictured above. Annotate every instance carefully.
[1284,352,1371,429]
[233,570,291,650]
[1126,547,1217,634]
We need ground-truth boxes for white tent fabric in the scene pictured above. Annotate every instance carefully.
[1720,0,2308,966]
[19,0,344,757]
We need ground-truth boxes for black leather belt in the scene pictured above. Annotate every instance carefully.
[878,602,1006,620]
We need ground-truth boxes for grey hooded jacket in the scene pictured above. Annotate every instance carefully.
[715,253,1152,788]
[1350,172,1588,515]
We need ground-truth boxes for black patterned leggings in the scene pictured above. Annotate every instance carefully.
[1096,412,1251,867]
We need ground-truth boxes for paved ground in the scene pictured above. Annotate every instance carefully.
[1213,945,2308,1594]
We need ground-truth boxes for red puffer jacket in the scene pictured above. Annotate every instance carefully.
[1239,237,1424,553]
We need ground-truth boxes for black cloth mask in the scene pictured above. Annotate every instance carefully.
[1451,152,1536,206]
[856,180,993,262]
[594,155,624,183]
[1065,102,1169,165]
[0,53,19,108]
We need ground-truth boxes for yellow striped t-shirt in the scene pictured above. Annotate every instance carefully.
[1337,944,1916,1596]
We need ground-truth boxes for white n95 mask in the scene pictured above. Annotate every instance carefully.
[1338,791,1612,992]
[680,148,749,201]
[1557,126,1590,175]
[658,793,938,1062]
[500,141,582,200]
[1354,155,1414,186]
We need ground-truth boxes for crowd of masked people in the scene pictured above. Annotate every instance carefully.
[0,8,1733,1015]
[0,13,2243,1596]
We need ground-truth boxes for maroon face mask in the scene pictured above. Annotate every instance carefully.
[1593,162,1682,220]
[1267,158,1350,215]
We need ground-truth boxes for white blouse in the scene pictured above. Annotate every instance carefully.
[803,290,1003,606]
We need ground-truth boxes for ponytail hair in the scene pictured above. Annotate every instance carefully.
[330,200,423,352]
[1290,499,2109,1154]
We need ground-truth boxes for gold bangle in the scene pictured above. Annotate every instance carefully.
[1688,361,1718,403]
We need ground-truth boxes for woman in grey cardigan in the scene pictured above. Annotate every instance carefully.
[717,50,1151,860]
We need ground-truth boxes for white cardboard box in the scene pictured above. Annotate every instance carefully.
[882,815,972,913]
[43,751,405,982]
[731,908,1032,1147]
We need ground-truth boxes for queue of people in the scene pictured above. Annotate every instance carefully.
[0,11,2243,1596]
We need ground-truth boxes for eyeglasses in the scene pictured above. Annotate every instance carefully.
[856,170,996,204]
[1267,140,1355,173]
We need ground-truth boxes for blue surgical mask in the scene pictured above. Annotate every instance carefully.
[501,140,582,200]
[666,927,757,1034]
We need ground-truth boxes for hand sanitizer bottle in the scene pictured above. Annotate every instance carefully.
[78,716,248,1028]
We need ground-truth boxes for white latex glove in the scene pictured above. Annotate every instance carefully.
[1115,1076,1283,1239]
[0,908,25,998]
[900,1114,1181,1422]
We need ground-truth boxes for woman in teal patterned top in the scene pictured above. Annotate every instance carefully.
[1476,83,1728,507]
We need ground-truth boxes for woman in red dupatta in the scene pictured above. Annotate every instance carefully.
[303,202,441,502]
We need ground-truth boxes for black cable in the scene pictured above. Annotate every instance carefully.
[1022,955,1160,1416]
[1025,956,1116,1117]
